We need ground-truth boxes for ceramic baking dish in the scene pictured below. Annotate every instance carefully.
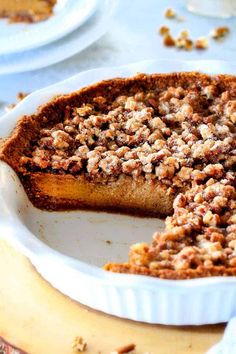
[0,59,236,325]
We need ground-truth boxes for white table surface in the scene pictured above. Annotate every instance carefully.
[0,0,236,103]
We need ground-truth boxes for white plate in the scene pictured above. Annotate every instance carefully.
[0,0,98,55]
[0,59,236,325]
[0,0,117,75]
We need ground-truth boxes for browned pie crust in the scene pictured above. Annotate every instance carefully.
[1,72,235,279]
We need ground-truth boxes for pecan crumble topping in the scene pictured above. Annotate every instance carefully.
[22,83,235,191]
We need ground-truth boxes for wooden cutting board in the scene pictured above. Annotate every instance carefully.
[0,238,224,354]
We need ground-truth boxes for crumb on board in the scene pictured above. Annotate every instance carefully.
[195,37,208,50]
[159,9,231,51]
[110,343,136,354]
[5,92,28,112]
[17,92,28,101]
[164,8,175,19]
[179,29,188,39]
[159,25,169,36]
[72,336,87,353]
[210,26,230,39]
[106,240,112,245]
[175,31,193,51]
[163,33,175,47]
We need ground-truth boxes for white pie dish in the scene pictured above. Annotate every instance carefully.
[0,59,236,325]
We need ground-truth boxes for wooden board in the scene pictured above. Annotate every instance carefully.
[0,239,224,354]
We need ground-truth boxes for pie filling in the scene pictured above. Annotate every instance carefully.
[1,73,235,279]
[0,0,57,23]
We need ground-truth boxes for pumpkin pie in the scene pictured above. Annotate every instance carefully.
[1,72,235,279]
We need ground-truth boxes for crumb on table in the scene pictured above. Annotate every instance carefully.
[164,8,176,19]
[210,26,230,39]
[72,336,87,353]
[110,343,136,354]
[195,37,208,50]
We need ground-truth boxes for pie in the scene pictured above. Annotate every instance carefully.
[1,72,235,279]
[0,0,57,23]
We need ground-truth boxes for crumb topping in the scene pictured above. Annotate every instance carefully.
[21,83,235,192]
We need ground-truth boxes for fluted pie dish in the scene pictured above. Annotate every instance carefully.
[0,60,235,324]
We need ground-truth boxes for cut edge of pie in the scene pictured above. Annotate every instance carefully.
[1,72,235,279]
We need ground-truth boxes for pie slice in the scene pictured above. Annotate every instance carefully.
[1,72,235,279]
[0,0,57,23]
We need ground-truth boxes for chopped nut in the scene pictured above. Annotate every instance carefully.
[180,29,188,39]
[229,258,236,267]
[163,33,175,47]
[195,37,208,50]
[202,85,217,99]
[5,103,15,112]
[52,130,71,150]
[176,37,193,51]
[17,92,28,101]
[159,25,170,36]
[76,104,93,116]
[110,343,136,354]
[164,8,176,18]
[211,26,230,39]
[5,92,28,112]
[229,240,236,250]
[72,336,87,353]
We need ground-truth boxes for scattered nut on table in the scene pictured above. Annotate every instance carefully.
[110,343,136,354]
[5,92,28,112]
[159,25,170,36]
[159,9,231,51]
[195,37,208,50]
[163,33,175,47]
[176,30,193,50]
[164,8,175,19]
[210,26,230,39]
[72,336,87,353]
